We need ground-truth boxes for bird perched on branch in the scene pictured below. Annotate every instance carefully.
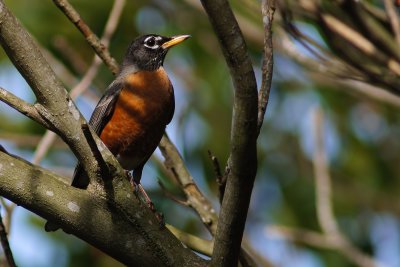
[45,34,190,231]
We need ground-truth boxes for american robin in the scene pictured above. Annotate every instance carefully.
[45,34,190,231]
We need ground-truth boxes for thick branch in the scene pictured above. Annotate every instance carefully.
[199,1,259,267]
[0,151,206,267]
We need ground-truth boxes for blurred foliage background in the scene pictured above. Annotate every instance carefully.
[0,0,400,266]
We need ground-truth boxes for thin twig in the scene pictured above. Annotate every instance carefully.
[0,206,16,267]
[322,14,400,76]
[207,150,224,202]
[52,0,119,75]
[257,0,276,134]
[312,108,340,236]
[0,87,52,130]
[32,131,58,164]
[52,36,88,74]
[383,0,400,46]
[0,133,67,150]
[166,224,213,256]
[310,107,388,267]
[157,180,189,207]
[159,134,219,235]
[278,29,400,108]
[0,199,15,234]
[267,225,388,267]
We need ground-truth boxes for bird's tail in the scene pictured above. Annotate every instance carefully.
[71,163,90,189]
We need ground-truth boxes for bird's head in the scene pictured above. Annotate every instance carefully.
[122,34,190,72]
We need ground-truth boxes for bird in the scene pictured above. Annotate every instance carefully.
[45,34,190,231]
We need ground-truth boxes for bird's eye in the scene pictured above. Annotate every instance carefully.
[144,36,158,49]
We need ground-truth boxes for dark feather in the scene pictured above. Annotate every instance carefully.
[166,86,175,125]
[71,81,123,189]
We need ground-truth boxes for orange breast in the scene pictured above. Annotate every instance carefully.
[100,68,174,169]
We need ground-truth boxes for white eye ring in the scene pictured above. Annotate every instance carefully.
[144,36,159,49]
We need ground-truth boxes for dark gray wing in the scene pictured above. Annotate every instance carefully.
[71,81,123,189]
[89,81,123,135]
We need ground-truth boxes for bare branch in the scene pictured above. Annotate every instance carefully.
[0,206,16,267]
[277,29,400,108]
[32,131,58,164]
[383,0,400,46]
[0,151,206,267]
[321,14,400,77]
[157,180,189,207]
[0,87,53,130]
[310,107,388,267]
[159,134,218,234]
[207,150,224,202]
[166,224,213,256]
[0,198,15,233]
[52,0,119,75]
[267,225,388,267]
[199,0,259,266]
[258,0,276,134]
[312,108,340,236]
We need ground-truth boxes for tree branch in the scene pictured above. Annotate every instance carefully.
[199,1,259,266]
[166,224,213,256]
[0,87,53,130]
[268,225,388,267]
[312,108,340,237]
[0,151,206,266]
[321,14,400,77]
[383,0,400,46]
[52,0,120,75]
[207,150,224,202]
[258,0,276,134]
[0,206,16,267]
[277,28,400,108]
[310,107,388,267]
[159,134,218,234]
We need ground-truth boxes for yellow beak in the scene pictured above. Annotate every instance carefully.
[161,35,191,49]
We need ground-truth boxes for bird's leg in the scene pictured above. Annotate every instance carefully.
[125,170,164,227]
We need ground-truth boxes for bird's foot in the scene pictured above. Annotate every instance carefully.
[126,170,165,228]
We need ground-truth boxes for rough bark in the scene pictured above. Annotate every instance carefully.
[0,151,206,267]
[200,1,259,266]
